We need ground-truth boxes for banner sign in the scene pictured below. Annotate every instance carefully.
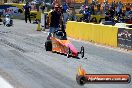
[117,28,132,50]
[0,4,41,20]
[0,5,23,16]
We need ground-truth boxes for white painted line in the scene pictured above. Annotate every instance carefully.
[0,76,14,88]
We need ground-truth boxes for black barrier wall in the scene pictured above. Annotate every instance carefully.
[118,28,132,50]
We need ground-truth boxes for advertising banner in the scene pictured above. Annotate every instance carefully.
[117,28,132,50]
[0,4,23,16]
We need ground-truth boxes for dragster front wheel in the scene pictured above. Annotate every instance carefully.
[80,46,84,58]
[67,47,71,58]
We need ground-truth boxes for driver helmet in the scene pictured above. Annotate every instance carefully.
[5,14,10,18]
[56,31,64,36]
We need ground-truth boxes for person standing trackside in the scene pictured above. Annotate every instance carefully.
[47,4,62,40]
[24,2,31,23]
[62,2,69,25]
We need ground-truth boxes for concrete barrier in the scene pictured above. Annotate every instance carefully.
[66,21,118,47]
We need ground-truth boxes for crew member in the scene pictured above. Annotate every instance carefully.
[24,2,31,23]
[47,4,62,39]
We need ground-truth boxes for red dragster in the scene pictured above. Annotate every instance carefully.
[45,30,84,58]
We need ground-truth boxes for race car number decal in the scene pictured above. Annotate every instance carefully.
[52,41,67,53]
[52,42,59,48]
[60,46,65,53]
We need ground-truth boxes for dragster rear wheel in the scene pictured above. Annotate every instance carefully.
[45,40,52,51]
